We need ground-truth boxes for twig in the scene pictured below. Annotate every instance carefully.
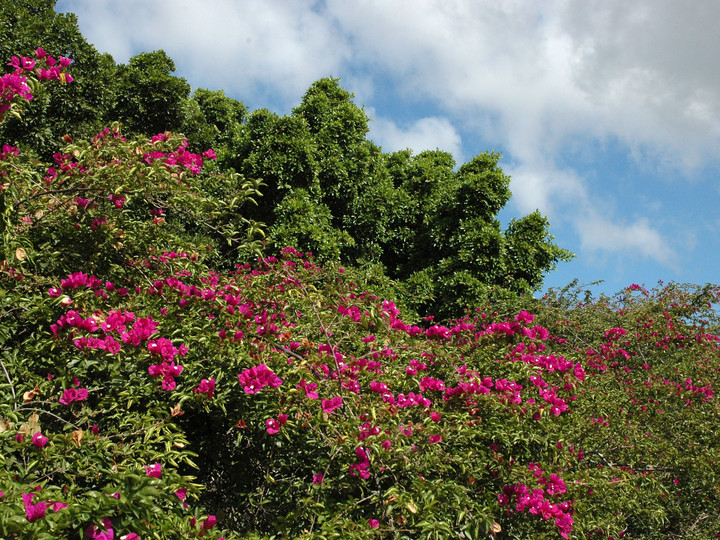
[0,356,16,403]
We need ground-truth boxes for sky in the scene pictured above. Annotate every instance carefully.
[55,0,720,297]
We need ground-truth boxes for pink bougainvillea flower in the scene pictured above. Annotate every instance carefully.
[32,432,48,449]
[297,379,319,399]
[145,463,162,478]
[148,360,183,391]
[321,395,343,413]
[194,378,216,399]
[85,517,113,540]
[429,435,443,444]
[312,472,324,484]
[51,502,68,512]
[265,418,280,434]
[22,493,47,522]
[202,515,217,530]
[237,363,282,393]
[59,387,88,405]
[369,519,380,529]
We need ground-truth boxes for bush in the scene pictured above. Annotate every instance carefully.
[2,49,720,539]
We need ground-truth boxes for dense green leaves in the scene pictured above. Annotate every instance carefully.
[8,11,719,539]
[111,50,191,137]
[221,78,572,318]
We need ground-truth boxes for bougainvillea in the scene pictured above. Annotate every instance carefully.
[2,50,720,539]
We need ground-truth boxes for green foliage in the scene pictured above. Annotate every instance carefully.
[2,110,720,538]
[8,28,720,540]
[111,51,191,137]
[222,78,572,318]
[1,1,571,318]
[1,125,263,283]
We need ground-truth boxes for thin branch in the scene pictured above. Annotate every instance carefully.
[15,407,81,430]
[0,356,16,403]
[13,185,106,209]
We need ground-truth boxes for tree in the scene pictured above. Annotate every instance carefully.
[110,50,191,137]
[222,77,572,319]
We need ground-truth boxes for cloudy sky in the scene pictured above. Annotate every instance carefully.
[56,0,720,296]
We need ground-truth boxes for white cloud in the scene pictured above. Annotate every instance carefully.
[59,0,349,106]
[505,162,587,218]
[369,115,463,160]
[61,0,720,164]
[576,212,677,267]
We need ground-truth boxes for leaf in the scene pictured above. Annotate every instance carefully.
[71,429,84,446]
[169,403,184,417]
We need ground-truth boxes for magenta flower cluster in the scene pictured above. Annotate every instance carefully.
[144,132,216,175]
[1,47,72,115]
[237,363,283,393]
[498,463,573,538]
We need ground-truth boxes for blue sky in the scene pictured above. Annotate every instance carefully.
[55,0,720,297]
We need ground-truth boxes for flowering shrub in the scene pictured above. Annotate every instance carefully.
[1,47,72,120]
[2,50,720,538]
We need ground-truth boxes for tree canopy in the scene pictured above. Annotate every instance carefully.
[0,0,572,320]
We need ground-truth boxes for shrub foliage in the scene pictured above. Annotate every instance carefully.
[2,43,720,540]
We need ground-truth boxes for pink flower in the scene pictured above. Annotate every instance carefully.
[32,432,48,448]
[312,472,324,484]
[85,517,113,539]
[51,502,68,512]
[22,493,47,522]
[202,515,217,530]
[266,418,280,434]
[237,363,282,393]
[322,395,343,413]
[297,379,319,399]
[369,519,380,528]
[429,435,442,444]
[48,287,62,297]
[59,387,88,405]
[515,310,535,324]
[194,378,216,399]
[145,463,162,478]
[148,360,183,391]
